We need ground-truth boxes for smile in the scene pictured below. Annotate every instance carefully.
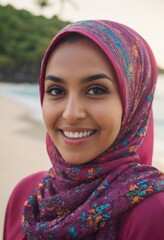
[63,130,95,139]
[62,130,96,139]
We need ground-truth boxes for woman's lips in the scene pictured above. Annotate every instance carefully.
[59,128,97,144]
[63,130,95,138]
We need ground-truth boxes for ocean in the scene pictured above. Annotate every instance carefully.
[0,74,164,158]
[153,74,164,157]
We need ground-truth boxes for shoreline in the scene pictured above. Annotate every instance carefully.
[0,96,50,238]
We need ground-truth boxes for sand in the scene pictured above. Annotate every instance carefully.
[0,94,163,238]
[0,96,50,238]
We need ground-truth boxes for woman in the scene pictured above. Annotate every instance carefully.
[4,20,164,240]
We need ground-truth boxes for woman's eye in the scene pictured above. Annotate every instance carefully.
[86,85,108,95]
[46,86,65,96]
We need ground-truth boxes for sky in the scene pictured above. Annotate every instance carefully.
[1,0,164,67]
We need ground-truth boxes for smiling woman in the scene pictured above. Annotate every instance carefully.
[42,36,122,165]
[3,20,164,240]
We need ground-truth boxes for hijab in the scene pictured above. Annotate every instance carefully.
[22,20,164,239]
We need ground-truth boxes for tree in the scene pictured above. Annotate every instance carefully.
[35,0,50,8]
[34,0,77,16]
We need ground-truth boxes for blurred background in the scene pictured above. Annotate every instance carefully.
[0,0,164,238]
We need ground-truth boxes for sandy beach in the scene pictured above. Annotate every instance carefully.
[0,96,50,238]
[0,93,164,238]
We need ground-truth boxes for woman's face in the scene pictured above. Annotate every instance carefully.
[42,38,123,164]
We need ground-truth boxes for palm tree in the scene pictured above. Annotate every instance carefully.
[34,0,78,16]
[35,0,50,8]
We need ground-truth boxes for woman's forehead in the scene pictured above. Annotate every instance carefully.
[45,38,117,84]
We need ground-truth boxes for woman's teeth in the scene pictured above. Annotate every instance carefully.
[63,130,94,139]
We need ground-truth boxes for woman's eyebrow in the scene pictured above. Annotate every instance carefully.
[45,73,113,84]
[45,75,65,83]
[81,73,113,83]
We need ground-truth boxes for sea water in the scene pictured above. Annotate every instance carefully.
[0,74,164,157]
[0,82,42,123]
[153,74,164,156]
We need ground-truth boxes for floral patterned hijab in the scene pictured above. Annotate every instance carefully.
[22,20,164,239]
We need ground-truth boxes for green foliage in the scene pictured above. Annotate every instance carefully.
[0,4,70,67]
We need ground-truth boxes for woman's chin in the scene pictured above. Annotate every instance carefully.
[62,154,92,165]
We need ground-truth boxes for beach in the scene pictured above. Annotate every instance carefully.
[0,82,164,238]
[0,95,50,238]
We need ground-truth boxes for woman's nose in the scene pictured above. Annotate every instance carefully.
[63,95,86,122]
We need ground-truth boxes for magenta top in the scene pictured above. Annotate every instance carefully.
[3,171,164,240]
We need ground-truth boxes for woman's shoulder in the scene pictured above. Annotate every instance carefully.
[9,171,47,197]
[118,192,164,240]
[3,171,47,240]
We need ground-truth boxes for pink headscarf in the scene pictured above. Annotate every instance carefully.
[39,20,157,167]
[22,20,164,240]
